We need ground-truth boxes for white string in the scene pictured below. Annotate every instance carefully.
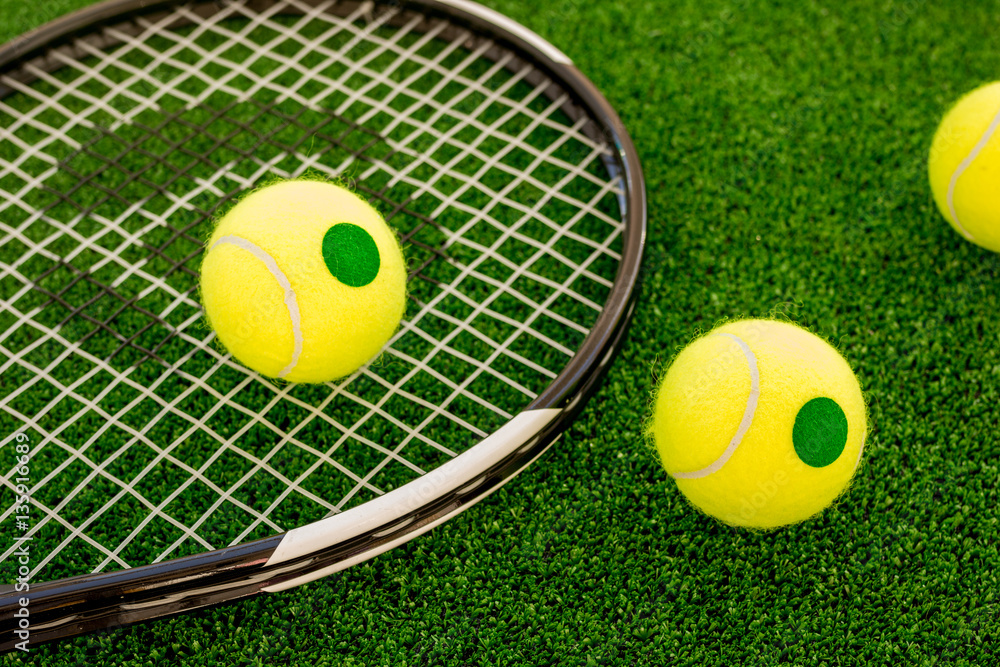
[0,0,626,580]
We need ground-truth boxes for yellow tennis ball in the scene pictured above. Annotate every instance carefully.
[650,319,866,529]
[928,81,1000,253]
[200,179,407,383]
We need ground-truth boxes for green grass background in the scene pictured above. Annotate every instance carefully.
[3,0,999,664]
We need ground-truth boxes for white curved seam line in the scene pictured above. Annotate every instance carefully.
[946,104,1000,240]
[212,235,302,377]
[670,333,759,480]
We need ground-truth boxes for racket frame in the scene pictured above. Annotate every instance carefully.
[0,0,646,648]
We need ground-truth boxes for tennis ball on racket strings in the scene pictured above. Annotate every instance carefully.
[650,319,866,529]
[928,81,1000,253]
[200,179,407,383]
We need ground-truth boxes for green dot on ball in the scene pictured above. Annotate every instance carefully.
[322,223,380,287]
[792,397,848,468]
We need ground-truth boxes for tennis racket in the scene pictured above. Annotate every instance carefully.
[0,0,645,649]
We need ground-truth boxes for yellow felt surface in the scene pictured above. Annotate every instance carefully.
[200,180,407,383]
[201,242,296,379]
[928,81,1000,253]
[652,319,866,529]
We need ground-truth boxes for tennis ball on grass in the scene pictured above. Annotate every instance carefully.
[200,179,407,383]
[650,320,866,529]
[928,81,1000,253]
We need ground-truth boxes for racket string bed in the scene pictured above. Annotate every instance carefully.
[0,0,644,649]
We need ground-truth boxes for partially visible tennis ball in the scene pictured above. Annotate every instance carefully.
[650,319,866,529]
[928,81,1000,253]
[200,179,407,383]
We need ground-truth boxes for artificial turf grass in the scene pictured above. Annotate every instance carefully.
[2,0,999,665]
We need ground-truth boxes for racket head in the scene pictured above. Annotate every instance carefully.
[0,0,645,647]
